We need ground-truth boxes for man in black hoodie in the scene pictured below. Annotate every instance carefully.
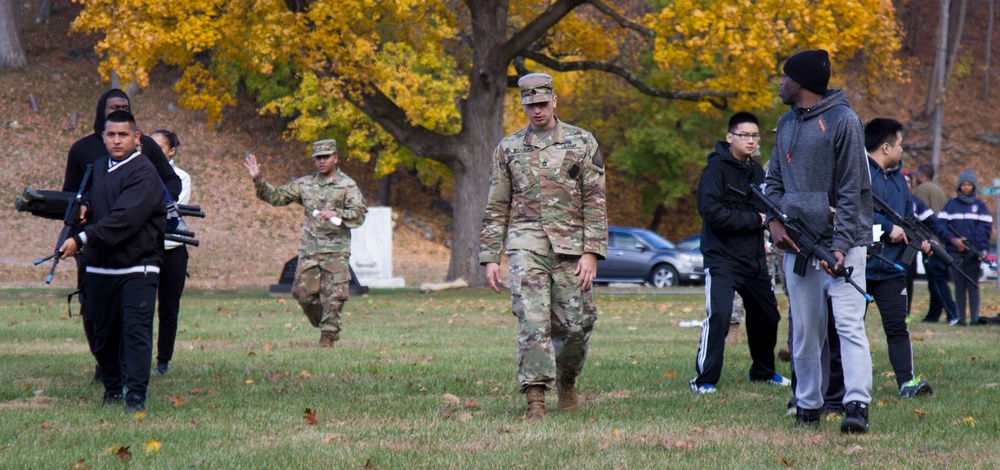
[59,111,166,412]
[62,89,180,377]
[690,112,788,394]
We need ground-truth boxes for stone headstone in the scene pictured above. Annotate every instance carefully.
[269,257,370,296]
[350,206,405,288]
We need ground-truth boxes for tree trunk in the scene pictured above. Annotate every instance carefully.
[985,0,994,102]
[375,174,392,207]
[34,0,52,24]
[0,0,27,69]
[442,0,509,285]
[925,0,951,119]
[943,0,968,87]
[930,103,944,176]
[647,203,667,232]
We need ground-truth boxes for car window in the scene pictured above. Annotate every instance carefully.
[611,232,643,249]
[633,229,675,250]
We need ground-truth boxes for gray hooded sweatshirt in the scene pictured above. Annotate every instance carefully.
[764,89,873,255]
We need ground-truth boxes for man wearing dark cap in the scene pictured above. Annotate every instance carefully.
[764,50,875,433]
[480,72,608,421]
[245,139,367,347]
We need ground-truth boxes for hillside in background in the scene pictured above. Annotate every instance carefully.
[1,1,998,290]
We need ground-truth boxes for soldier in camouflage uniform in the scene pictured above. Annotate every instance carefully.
[244,139,367,348]
[479,73,608,421]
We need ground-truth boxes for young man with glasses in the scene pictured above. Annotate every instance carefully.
[245,139,367,348]
[690,112,789,394]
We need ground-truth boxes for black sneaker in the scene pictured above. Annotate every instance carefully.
[154,362,169,376]
[823,403,846,416]
[840,401,869,434]
[795,407,821,429]
[124,392,146,413]
[102,389,124,406]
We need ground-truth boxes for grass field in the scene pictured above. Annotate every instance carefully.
[1,286,999,469]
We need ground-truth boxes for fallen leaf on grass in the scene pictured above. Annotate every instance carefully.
[71,458,90,469]
[911,335,923,341]
[323,434,343,443]
[458,412,474,421]
[265,373,279,383]
[134,411,146,420]
[598,438,611,451]
[984,383,998,388]
[263,343,273,351]
[845,444,863,455]
[245,379,254,384]
[171,396,186,407]
[914,409,929,416]
[143,439,162,453]
[779,457,794,467]
[41,423,51,429]
[189,388,204,394]
[442,393,461,404]
[611,428,620,437]
[109,445,132,461]
[663,370,678,378]
[304,408,319,426]
[365,459,376,469]
[627,326,638,331]
[464,398,478,408]
[299,371,313,378]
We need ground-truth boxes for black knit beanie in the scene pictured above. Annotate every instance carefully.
[783,50,830,96]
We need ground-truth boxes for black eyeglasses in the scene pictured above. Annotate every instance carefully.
[731,133,762,142]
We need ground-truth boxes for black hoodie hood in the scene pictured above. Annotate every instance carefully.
[92,88,130,135]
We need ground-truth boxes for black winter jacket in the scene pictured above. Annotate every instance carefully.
[697,141,769,276]
[62,89,181,200]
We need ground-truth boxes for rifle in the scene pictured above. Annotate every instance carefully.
[871,195,977,284]
[729,183,874,302]
[945,222,985,261]
[33,164,92,284]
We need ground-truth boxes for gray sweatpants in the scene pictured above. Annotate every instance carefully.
[785,246,872,410]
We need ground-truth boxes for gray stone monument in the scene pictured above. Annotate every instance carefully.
[350,206,405,288]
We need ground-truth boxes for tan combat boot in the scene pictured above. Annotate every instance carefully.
[524,385,546,421]
[557,376,579,411]
[318,331,339,348]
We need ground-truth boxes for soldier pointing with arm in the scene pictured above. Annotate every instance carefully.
[479,73,608,421]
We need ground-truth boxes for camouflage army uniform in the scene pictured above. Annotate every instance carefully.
[255,169,367,335]
[479,118,608,392]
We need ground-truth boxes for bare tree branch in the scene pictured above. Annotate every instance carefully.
[519,50,735,104]
[500,0,585,64]
[343,82,462,166]
[586,0,655,38]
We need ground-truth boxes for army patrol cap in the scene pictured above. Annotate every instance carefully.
[518,73,555,104]
[311,139,337,158]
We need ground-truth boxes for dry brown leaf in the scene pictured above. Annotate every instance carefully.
[134,411,146,420]
[170,395,186,407]
[458,412,474,421]
[265,373,279,383]
[110,445,132,461]
[189,388,204,394]
[663,370,678,378]
[365,459,376,469]
[442,393,461,404]
[304,408,319,426]
[598,438,611,451]
[263,343,273,351]
[779,457,794,467]
[611,428,620,437]
[41,423,51,429]
[845,444,863,455]
[299,371,313,378]
[71,458,91,469]
[463,398,478,408]
[323,434,343,443]
[914,409,929,416]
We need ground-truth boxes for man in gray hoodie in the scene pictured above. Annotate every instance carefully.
[764,50,874,433]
